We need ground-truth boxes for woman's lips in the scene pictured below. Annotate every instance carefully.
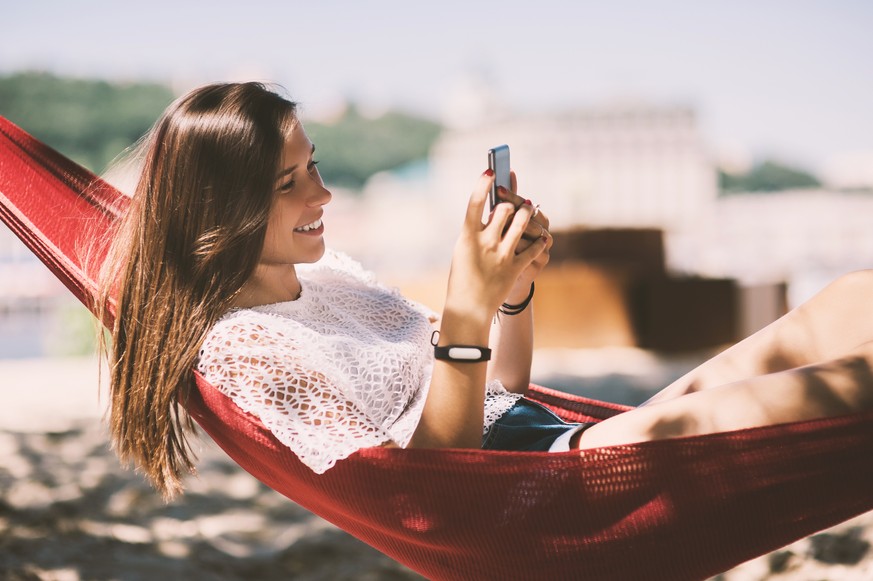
[294,217,324,235]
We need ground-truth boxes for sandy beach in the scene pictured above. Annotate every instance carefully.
[2,353,873,580]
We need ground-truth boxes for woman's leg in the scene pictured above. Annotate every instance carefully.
[643,270,873,406]
[578,340,873,450]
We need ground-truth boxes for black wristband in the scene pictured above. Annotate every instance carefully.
[499,282,535,316]
[430,330,491,363]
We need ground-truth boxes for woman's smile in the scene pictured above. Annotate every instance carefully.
[294,217,324,235]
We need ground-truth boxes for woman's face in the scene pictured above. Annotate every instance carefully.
[260,123,332,267]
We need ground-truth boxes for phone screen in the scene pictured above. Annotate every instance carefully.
[487,145,511,211]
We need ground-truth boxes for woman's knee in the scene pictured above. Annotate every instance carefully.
[825,269,873,302]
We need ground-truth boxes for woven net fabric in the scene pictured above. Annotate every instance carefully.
[4,115,873,581]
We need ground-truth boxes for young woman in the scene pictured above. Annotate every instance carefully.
[100,81,873,499]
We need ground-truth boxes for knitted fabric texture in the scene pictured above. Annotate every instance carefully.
[198,250,522,473]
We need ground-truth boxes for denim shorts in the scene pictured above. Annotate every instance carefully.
[482,398,593,452]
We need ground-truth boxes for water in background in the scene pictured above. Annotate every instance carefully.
[0,224,98,359]
[0,300,96,360]
[0,310,53,359]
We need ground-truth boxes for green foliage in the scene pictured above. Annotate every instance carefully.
[0,72,443,189]
[306,105,442,189]
[720,160,821,194]
[0,71,174,173]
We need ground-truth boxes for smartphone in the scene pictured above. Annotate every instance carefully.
[487,144,511,211]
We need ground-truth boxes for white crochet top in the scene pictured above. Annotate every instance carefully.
[197,250,522,474]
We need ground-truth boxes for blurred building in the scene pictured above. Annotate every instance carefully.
[429,102,718,234]
[424,98,873,309]
[536,228,788,352]
[683,190,873,306]
[4,91,871,355]
[362,98,873,350]
[823,151,873,191]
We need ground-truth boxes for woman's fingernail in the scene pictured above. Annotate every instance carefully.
[497,186,508,195]
[484,169,494,176]
[523,199,533,206]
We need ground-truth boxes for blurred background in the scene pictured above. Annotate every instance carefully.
[1,1,872,579]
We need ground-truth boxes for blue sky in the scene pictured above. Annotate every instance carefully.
[2,0,871,172]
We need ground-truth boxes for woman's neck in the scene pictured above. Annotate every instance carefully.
[232,263,302,308]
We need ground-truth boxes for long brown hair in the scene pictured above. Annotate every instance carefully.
[98,82,298,498]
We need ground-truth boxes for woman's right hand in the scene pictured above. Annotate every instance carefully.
[442,170,549,329]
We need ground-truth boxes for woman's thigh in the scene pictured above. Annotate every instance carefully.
[578,341,873,450]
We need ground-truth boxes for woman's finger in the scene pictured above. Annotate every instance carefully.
[531,204,550,231]
[515,229,549,263]
[501,203,534,251]
[496,187,550,231]
[521,219,548,241]
[464,170,494,228]
[496,185,523,208]
[514,236,534,254]
[485,201,516,242]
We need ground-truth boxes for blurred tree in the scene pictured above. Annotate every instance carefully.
[720,160,821,194]
[0,71,174,173]
[306,104,442,190]
[0,73,443,189]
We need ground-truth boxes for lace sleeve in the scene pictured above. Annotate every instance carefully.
[198,320,395,474]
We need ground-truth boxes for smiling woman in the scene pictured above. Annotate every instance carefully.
[97,81,554,496]
[96,82,873,513]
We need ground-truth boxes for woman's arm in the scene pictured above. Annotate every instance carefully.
[408,170,548,449]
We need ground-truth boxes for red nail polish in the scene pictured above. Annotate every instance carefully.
[523,199,532,206]
[484,169,494,176]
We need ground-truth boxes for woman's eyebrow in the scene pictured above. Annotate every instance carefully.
[274,144,316,182]
[275,164,298,181]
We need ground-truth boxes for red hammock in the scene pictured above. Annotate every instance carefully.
[3,116,873,581]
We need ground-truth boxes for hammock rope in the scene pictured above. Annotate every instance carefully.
[3,115,873,581]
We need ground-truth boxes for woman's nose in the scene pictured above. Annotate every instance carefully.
[309,183,332,207]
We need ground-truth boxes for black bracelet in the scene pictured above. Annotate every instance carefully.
[499,282,535,316]
[430,330,491,363]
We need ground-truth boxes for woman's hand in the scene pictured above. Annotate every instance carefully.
[495,171,553,303]
[443,170,549,327]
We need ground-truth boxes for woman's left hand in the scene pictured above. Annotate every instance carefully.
[497,171,552,302]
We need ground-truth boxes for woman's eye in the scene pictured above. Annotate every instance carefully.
[278,161,319,192]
